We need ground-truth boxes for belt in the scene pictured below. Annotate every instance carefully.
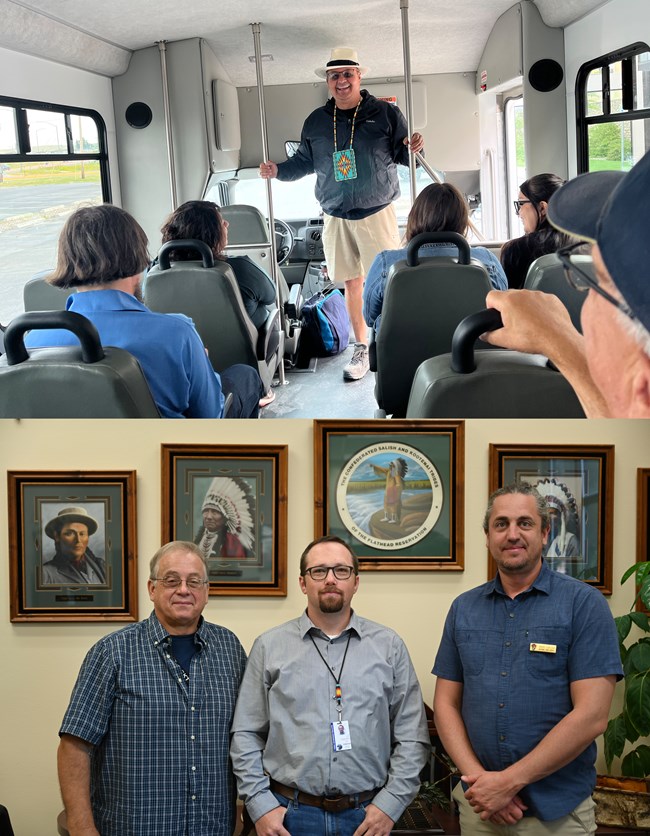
[269,779,378,813]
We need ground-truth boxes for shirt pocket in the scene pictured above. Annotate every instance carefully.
[524,626,570,679]
[455,629,489,676]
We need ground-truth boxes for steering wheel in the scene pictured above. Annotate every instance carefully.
[274,219,295,265]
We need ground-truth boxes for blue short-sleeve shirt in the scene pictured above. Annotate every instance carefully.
[432,561,623,821]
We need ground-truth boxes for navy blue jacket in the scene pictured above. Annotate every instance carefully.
[276,91,411,220]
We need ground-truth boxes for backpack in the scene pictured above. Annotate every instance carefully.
[300,284,350,357]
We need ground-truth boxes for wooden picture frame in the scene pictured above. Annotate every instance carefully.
[161,444,288,596]
[8,470,138,622]
[314,420,464,570]
[488,444,614,593]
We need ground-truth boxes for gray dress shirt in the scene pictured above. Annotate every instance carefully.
[230,611,430,823]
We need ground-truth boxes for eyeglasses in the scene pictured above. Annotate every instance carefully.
[303,565,356,581]
[152,575,209,589]
[557,242,637,323]
[513,199,533,215]
[326,70,358,81]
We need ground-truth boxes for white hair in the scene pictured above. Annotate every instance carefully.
[615,306,650,359]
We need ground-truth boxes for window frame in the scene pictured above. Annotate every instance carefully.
[576,41,650,174]
[0,94,111,202]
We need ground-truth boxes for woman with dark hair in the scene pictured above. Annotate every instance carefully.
[500,173,574,289]
[363,182,507,330]
[160,200,276,330]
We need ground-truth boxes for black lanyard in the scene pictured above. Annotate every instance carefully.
[309,631,352,719]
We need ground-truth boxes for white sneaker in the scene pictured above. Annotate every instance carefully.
[343,343,370,380]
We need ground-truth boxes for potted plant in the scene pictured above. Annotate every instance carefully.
[596,560,650,827]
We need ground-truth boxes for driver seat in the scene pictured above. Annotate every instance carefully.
[220,204,302,354]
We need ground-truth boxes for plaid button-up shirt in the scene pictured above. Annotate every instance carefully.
[60,611,246,836]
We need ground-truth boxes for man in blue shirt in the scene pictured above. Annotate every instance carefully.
[25,204,263,418]
[432,483,622,834]
[57,540,247,836]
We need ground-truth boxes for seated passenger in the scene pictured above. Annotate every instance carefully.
[363,183,507,331]
[24,205,264,418]
[483,149,650,418]
[501,173,574,289]
[159,200,277,330]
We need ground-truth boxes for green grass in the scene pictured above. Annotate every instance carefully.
[588,158,633,173]
[0,161,100,187]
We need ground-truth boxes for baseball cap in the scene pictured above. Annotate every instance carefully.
[547,149,650,333]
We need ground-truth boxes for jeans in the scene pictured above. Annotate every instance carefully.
[220,363,264,418]
[272,791,371,836]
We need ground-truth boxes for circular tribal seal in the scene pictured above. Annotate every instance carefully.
[335,442,444,550]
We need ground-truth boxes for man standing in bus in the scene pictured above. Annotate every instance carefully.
[260,47,424,382]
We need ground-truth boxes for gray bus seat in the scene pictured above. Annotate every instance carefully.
[23,269,75,311]
[524,252,588,332]
[0,311,161,417]
[220,203,302,354]
[143,239,281,392]
[369,231,492,418]
[406,309,585,418]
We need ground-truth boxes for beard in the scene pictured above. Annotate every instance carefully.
[133,278,144,303]
[318,589,344,613]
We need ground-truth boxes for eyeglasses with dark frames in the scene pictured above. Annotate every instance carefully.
[152,575,209,589]
[326,70,358,81]
[513,199,533,215]
[303,565,356,581]
[557,242,636,323]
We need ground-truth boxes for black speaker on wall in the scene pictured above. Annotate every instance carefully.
[528,59,564,92]
[125,102,153,129]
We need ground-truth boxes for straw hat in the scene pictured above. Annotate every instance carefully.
[45,506,98,538]
[315,47,368,79]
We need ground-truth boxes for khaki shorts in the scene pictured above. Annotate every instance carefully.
[322,204,400,283]
[453,782,596,834]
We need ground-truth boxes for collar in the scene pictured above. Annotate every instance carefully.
[484,558,551,598]
[147,611,207,647]
[298,609,362,639]
[67,288,149,313]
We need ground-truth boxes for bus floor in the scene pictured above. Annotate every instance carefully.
[260,342,379,419]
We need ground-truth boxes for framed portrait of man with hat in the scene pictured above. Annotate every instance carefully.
[8,470,138,622]
[161,444,288,596]
[488,444,614,594]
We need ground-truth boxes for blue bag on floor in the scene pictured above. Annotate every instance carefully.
[300,285,350,356]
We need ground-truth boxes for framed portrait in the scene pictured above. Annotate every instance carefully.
[161,444,288,596]
[8,470,138,622]
[314,420,464,570]
[488,444,614,593]
[637,468,650,612]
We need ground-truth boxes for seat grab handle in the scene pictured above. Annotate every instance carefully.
[451,308,503,373]
[4,311,104,366]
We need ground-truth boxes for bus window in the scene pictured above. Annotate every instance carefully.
[577,43,650,173]
[504,95,525,239]
[0,96,109,324]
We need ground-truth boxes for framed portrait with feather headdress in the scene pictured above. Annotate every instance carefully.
[488,444,614,593]
[161,444,288,596]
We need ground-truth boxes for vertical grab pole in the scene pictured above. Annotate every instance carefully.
[399,0,417,206]
[250,22,286,385]
[157,40,178,211]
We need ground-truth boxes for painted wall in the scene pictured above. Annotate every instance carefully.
[1,417,648,834]
[564,0,650,176]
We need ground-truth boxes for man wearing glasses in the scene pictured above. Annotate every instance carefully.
[483,149,650,418]
[57,541,246,836]
[260,47,424,383]
[231,535,429,836]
